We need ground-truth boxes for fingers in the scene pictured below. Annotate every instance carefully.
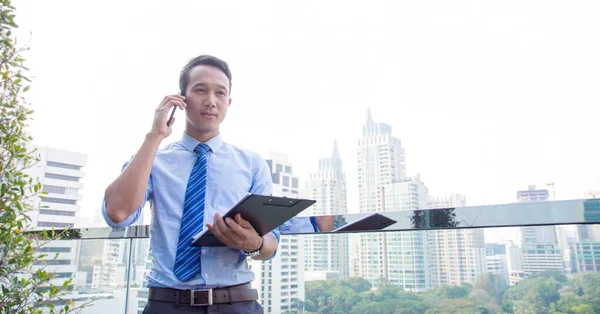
[161,96,186,111]
[157,95,186,113]
[226,216,245,234]
[150,94,188,138]
[162,94,186,103]
[207,216,232,247]
[217,214,245,238]
[209,213,255,250]
[214,213,240,245]
[234,213,253,229]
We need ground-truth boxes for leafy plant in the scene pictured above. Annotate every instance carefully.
[0,0,91,312]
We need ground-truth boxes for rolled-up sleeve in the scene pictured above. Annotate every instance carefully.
[101,159,153,230]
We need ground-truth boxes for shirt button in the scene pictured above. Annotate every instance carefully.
[202,249,207,254]
[204,273,209,278]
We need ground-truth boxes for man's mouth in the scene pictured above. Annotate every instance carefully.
[201,112,217,117]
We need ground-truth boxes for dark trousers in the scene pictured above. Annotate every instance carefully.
[143,300,264,314]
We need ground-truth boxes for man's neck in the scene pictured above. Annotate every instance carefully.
[185,128,220,143]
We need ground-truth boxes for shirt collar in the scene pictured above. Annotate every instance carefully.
[180,132,224,153]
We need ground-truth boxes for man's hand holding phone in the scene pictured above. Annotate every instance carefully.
[150,93,186,139]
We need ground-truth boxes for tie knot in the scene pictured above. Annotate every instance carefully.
[194,143,210,155]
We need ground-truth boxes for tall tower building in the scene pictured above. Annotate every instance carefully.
[569,195,600,274]
[518,185,558,245]
[383,175,431,292]
[357,108,414,288]
[485,243,509,286]
[304,141,349,279]
[578,190,600,242]
[517,186,564,278]
[358,108,406,214]
[428,195,487,287]
[249,152,305,314]
[25,146,87,289]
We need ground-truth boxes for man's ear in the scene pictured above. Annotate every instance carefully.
[228,97,232,107]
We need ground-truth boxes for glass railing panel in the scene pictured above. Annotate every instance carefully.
[298,224,600,314]
[37,238,133,314]
[124,238,151,314]
[23,199,600,314]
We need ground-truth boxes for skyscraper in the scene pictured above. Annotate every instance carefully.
[578,190,600,242]
[383,175,431,292]
[304,141,349,279]
[518,185,558,245]
[25,145,87,289]
[517,185,550,203]
[249,152,305,314]
[357,108,421,288]
[428,195,487,287]
[356,108,406,284]
[517,185,564,278]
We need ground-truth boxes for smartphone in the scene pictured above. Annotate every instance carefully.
[166,90,183,127]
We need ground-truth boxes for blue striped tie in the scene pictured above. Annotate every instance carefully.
[173,143,210,282]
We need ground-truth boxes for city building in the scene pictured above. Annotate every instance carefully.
[26,145,87,289]
[304,140,350,279]
[356,108,411,288]
[249,152,305,314]
[428,195,487,287]
[517,185,564,274]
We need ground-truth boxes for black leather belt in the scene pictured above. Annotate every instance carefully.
[148,283,258,306]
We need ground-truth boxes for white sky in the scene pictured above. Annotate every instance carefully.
[12,0,600,243]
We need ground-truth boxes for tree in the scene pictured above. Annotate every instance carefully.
[342,276,372,293]
[437,284,471,299]
[474,273,508,301]
[291,297,305,314]
[0,1,89,313]
[571,304,595,314]
[568,273,600,313]
[425,298,488,314]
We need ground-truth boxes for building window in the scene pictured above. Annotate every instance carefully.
[35,247,72,253]
[39,210,76,216]
[33,259,71,265]
[45,173,79,182]
[47,161,81,171]
[43,185,66,194]
[285,166,292,173]
[272,174,280,184]
[54,272,73,279]
[283,176,290,187]
[276,164,283,172]
[42,185,78,196]
[41,198,77,205]
[38,222,74,228]
[292,178,298,189]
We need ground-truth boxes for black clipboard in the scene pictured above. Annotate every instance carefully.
[332,213,397,232]
[191,193,316,247]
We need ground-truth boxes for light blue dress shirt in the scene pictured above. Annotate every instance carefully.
[101,132,281,289]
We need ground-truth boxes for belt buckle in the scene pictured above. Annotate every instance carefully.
[190,289,213,306]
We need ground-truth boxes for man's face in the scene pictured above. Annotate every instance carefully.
[184,65,231,137]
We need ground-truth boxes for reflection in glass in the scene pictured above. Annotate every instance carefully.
[282,199,600,235]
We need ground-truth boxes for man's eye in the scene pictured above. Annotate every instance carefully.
[217,91,226,96]
[195,89,206,93]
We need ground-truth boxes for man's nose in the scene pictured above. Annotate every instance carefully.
[204,93,217,107]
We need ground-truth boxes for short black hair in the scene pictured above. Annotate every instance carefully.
[179,55,232,96]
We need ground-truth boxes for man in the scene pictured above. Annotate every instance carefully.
[102,55,277,313]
